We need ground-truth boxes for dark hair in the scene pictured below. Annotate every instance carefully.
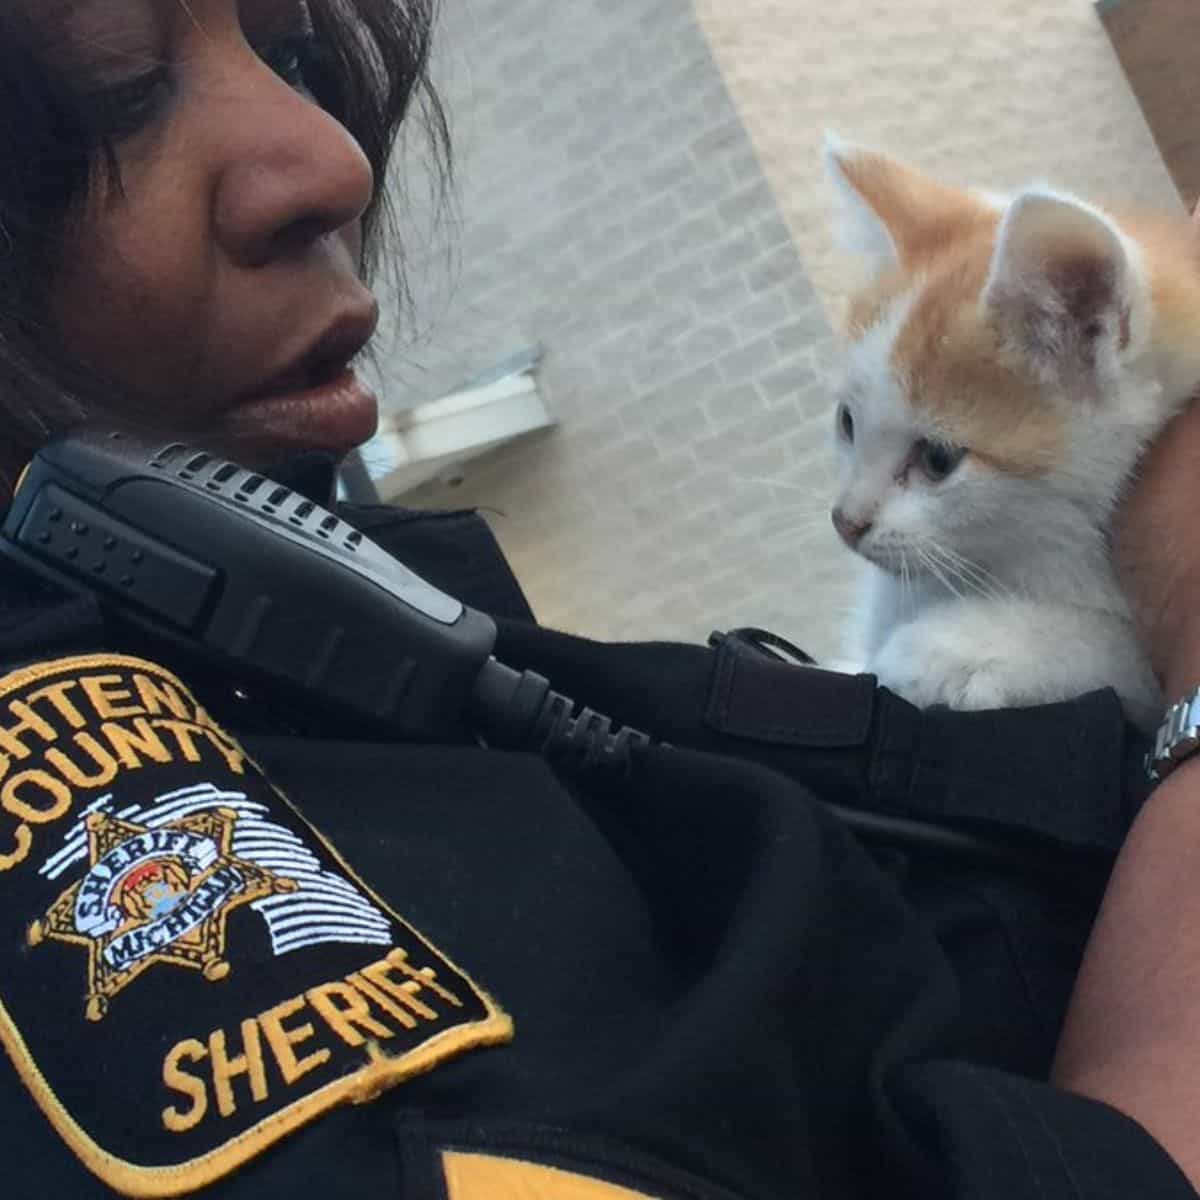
[0,0,449,483]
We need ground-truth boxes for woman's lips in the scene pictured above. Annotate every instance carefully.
[219,368,379,457]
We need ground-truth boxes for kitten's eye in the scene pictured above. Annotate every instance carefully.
[916,439,966,482]
[838,404,855,443]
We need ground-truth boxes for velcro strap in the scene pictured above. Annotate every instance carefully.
[704,633,1145,856]
[705,635,876,749]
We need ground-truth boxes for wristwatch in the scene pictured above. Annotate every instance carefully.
[1147,686,1200,783]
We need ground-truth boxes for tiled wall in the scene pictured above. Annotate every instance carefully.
[390,0,851,657]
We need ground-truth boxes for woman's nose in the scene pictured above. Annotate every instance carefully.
[213,69,375,269]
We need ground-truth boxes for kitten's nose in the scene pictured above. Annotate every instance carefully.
[832,508,872,547]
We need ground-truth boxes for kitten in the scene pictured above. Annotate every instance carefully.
[823,136,1200,732]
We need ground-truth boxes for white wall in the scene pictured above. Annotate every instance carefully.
[391,0,848,657]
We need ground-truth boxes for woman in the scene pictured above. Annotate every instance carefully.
[0,0,446,481]
[1,2,1199,1198]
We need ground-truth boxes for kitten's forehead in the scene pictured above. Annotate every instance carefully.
[844,241,1066,475]
[841,294,920,439]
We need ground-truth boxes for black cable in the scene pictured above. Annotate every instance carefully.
[471,658,650,772]
[473,661,1111,882]
[823,803,1111,881]
[709,627,816,665]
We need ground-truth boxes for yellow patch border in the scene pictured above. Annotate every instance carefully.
[442,1150,669,1200]
[0,653,514,1199]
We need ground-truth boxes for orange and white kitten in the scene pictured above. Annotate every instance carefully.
[824,138,1200,731]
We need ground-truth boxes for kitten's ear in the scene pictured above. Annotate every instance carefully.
[823,133,987,275]
[983,189,1144,387]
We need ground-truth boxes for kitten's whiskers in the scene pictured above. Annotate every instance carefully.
[916,545,964,600]
[929,543,1010,602]
[899,549,909,603]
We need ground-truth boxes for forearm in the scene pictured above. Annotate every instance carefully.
[1060,198,1200,1180]
[1053,662,1200,1185]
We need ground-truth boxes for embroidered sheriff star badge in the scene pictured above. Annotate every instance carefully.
[28,807,298,1021]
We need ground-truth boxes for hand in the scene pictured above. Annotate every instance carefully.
[1113,202,1200,702]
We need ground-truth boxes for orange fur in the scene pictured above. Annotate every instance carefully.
[889,243,1065,475]
[835,150,998,269]
[1115,209,1200,385]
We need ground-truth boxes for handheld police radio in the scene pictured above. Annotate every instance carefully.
[0,426,647,768]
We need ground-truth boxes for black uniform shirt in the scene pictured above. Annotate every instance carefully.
[0,504,1190,1200]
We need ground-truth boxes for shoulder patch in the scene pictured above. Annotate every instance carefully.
[0,654,512,1197]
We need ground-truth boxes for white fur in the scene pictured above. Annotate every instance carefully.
[823,132,899,272]
[827,176,1186,732]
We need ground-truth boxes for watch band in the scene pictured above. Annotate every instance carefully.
[1147,686,1200,784]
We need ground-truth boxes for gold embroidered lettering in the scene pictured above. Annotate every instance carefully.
[162,1039,210,1133]
[78,674,143,720]
[0,660,262,877]
[0,822,31,871]
[346,972,420,1030]
[306,982,395,1048]
[156,946,497,1138]
[0,699,57,759]
[132,674,191,719]
[45,732,119,789]
[259,996,330,1086]
[1,769,71,824]
[386,948,463,1006]
[101,718,174,769]
[150,719,204,763]
[26,680,87,729]
[209,1020,269,1118]
[360,957,439,1021]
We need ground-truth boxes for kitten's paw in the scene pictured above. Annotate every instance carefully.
[872,628,1017,712]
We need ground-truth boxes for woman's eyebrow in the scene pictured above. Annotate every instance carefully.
[43,0,217,83]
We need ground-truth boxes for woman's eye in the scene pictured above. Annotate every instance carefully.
[86,68,171,140]
[916,439,966,483]
[838,405,855,443]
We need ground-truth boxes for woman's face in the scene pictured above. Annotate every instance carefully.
[46,0,381,464]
